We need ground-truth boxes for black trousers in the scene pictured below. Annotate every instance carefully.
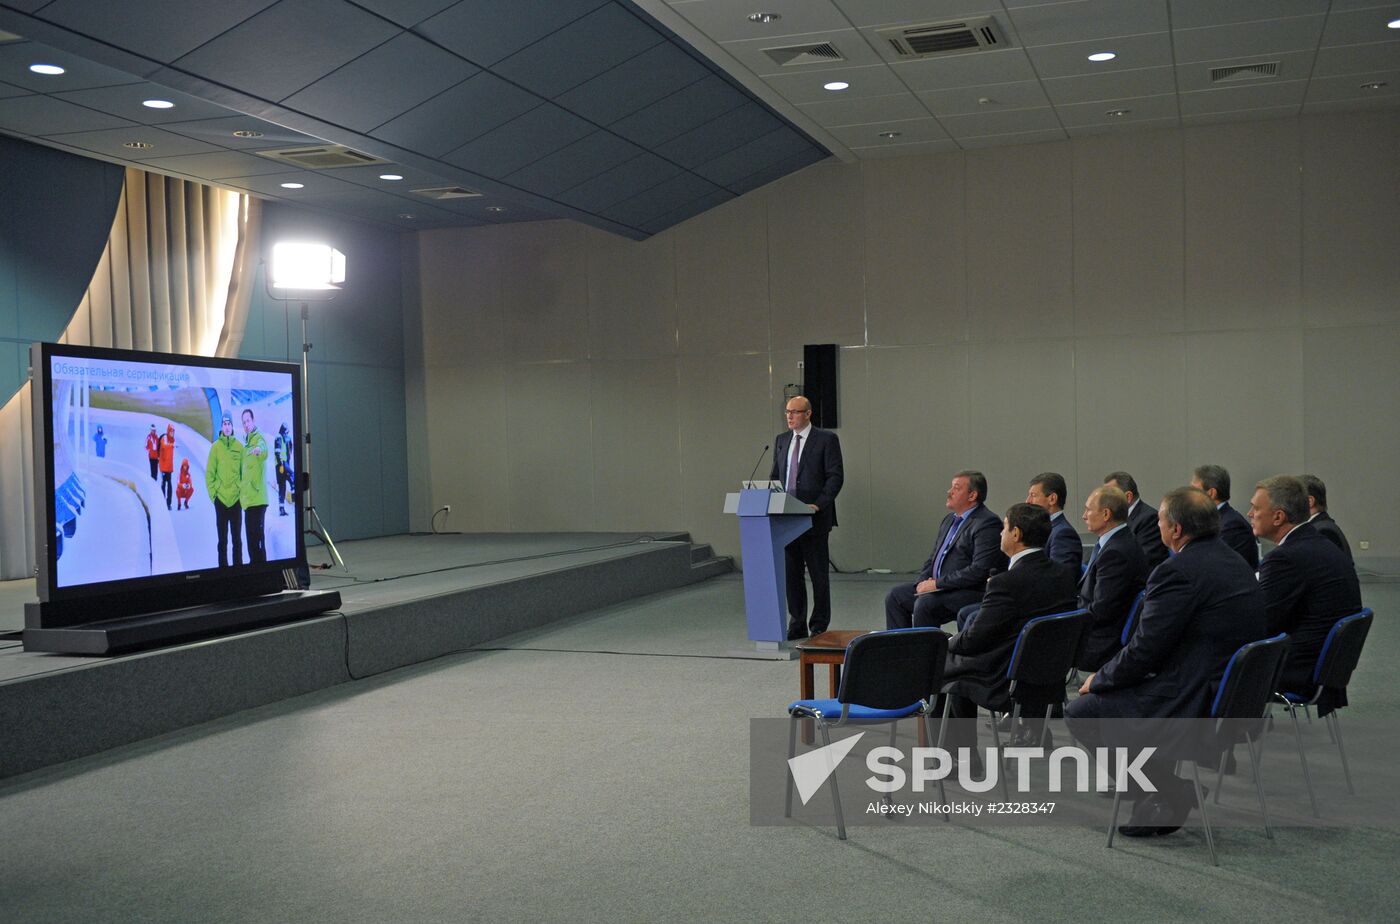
[784,527,832,635]
[245,504,267,564]
[1065,691,1180,799]
[215,500,243,567]
[884,582,981,629]
[160,471,173,507]
[276,468,290,505]
[149,457,159,480]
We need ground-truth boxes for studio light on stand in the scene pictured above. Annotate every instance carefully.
[267,241,348,575]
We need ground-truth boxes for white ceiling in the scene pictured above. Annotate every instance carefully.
[639,0,1400,159]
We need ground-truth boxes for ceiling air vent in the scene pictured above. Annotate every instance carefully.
[878,17,1004,58]
[1210,61,1280,83]
[762,42,845,67]
[253,144,389,169]
[410,186,482,200]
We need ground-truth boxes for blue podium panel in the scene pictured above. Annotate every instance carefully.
[727,489,811,643]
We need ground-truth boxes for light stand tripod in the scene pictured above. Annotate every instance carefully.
[299,300,346,571]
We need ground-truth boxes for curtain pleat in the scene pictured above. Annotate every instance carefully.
[0,167,260,580]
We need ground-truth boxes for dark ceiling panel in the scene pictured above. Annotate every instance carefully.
[555,40,708,126]
[0,79,29,99]
[602,170,724,228]
[555,152,680,214]
[728,148,827,198]
[347,0,458,29]
[222,169,362,197]
[414,0,607,67]
[138,148,291,179]
[492,3,661,100]
[281,32,478,132]
[442,102,592,178]
[173,0,400,102]
[693,127,812,189]
[40,0,278,62]
[609,74,747,148]
[655,102,779,169]
[503,129,641,197]
[52,82,238,124]
[48,123,225,159]
[0,93,134,133]
[160,114,320,149]
[640,187,733,236]
[371,71,540,157]
[0,40,142,91]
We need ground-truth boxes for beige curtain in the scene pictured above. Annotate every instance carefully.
[0,169,260,580]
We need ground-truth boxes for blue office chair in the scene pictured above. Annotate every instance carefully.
[939,609,1088,800]
[1119,589,1148,647]
[786,627,951,840]
[1272,609,1373,815]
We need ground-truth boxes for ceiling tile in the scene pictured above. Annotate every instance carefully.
[139,148,295,179]
[555,152,682,213]
[1167,0,1329,30]
[0,41,144,92]
[46,123,225,158]
[602,170,724,227]
[799,91,928,126]
[827,116,952,147]
[849,138,961,158]
[1306,71,1400,104]
[957,127,1067,148]
[1174,50,1316,92]
[0,94,135,134]
[1180,104,1300,125]
[609,74,748,147]
[1172,16,1326,64]
[941,106,1063,137]
[320,163,445,190]
[727,145,827,194]
[172,0,401,102]
[1005,0,1169,45]
[1024,32,1172,78]
[504,130,643,196]
[1320,7,1400,46]
[40,0,279,62]
[889,47,1038,90]
[653,101,778,167]
[719,27,885,77]
[1066,115,1178,136]
[556,42,709,126]
[1040,64,1176,103]
[1178,79,1308,115]
[349,0,460,28]
[442,103,594,177]
[639,187,733,235]
[668,0,851,44]
[372,72,542,156]
[1314,41,1400,77]
[415,0,608,67]
[918,79,1051,115]
[764,63,910,104]
[493,3,663,99]
[50,82,237,125]
[1053,92,1178,127]
[0,80,30,100]
[281,32,478,132]
[222,170,364,197]
[834,0,1011,30]
[1301,95,1400,115]
[692,125,814,186]
[160,115,323,149]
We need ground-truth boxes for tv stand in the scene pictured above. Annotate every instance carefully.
[23,590,342,655]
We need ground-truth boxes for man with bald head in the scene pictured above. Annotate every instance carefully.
[771,395,844,640]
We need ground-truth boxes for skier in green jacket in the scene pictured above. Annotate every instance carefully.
[206,414,244,567]
[241,408,271,564]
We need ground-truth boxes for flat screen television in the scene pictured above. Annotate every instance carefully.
[29,342,308,629]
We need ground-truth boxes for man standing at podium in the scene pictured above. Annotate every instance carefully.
[771,395,844,640]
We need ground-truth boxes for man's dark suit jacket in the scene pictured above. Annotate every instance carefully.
[770,427,843,531]
[1046,513,1084,574]
[1075,525,1150,671]
[1217,502,1259,568]
[1087,537,1266,721]
[1310,512,1354,564]
[942,551,1079,711]
[1126,499,1169,571]
[1259,523,1363,692]
[917,503,1006,589]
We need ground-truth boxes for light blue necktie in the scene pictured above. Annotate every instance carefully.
[932,514,964,578]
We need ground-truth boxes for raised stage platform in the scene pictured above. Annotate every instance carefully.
[0,531,731,780]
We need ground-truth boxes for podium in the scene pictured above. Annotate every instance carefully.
[723,487,813,652]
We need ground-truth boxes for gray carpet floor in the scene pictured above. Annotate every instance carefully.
[1,575,1397,922]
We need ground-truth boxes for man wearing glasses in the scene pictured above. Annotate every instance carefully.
[771,395,844,640]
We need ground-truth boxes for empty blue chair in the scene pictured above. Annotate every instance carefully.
[1119,589,1148,646]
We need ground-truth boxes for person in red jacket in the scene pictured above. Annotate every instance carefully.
[175,458,194,510]
[158,424,176,509]
[145,424,160,481]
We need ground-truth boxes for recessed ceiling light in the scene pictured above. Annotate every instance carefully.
[379,173,403,181]
[1361,81,1388,90]
[1388,18,1400,29]
[232,129,264,138]
[823,81,850,91]
[397,213,416,219]
[142,99,174,109]
[485,206,507,213]
[1106,109,1131,117]
[123,141,153,150]
[1087,52,1116,62]
[29,63,65,75]
[748,12,781,24]
[280,182,304,189]
[878,131,901,139]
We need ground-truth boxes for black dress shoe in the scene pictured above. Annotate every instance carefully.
[786,627,810,641]
[1118,793,1185,838]
[1007,724,1053,749]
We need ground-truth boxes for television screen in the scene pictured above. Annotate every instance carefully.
[36,344,303,599]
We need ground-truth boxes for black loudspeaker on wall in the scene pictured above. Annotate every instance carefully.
[803,343,839,429]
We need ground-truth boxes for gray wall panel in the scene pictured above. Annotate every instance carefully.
[504,361,595,530]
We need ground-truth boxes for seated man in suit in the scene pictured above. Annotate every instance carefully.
[1103,471,1169,570]
[1066,487,1266,838]
[885,470,1007,629]
[1026,472,1084,574]
[771,395,844,640]
[1299,473,1354,564]
[1249,475,1362,702]
[1075,485,1150,672]
[938,503,1079,759]
[1192,464,1259,568]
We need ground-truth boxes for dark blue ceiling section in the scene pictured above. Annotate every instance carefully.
[0,0,831,239]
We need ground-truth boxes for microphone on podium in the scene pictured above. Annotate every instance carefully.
[747,445,770,486]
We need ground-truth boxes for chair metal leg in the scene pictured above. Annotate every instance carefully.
[1214,746,1228,804]
[784,717,797,819]
[1287,704,1319,816]
[1192,762,1218,866]
[1107,785,1124,847]
[1246,732,1272,839]
[1330,711,1355,795]
[818,723,847,841]
[925,714,949,821]
[996,706,1012,800]
[883,721,899,808]
[1041,705,1054,749]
